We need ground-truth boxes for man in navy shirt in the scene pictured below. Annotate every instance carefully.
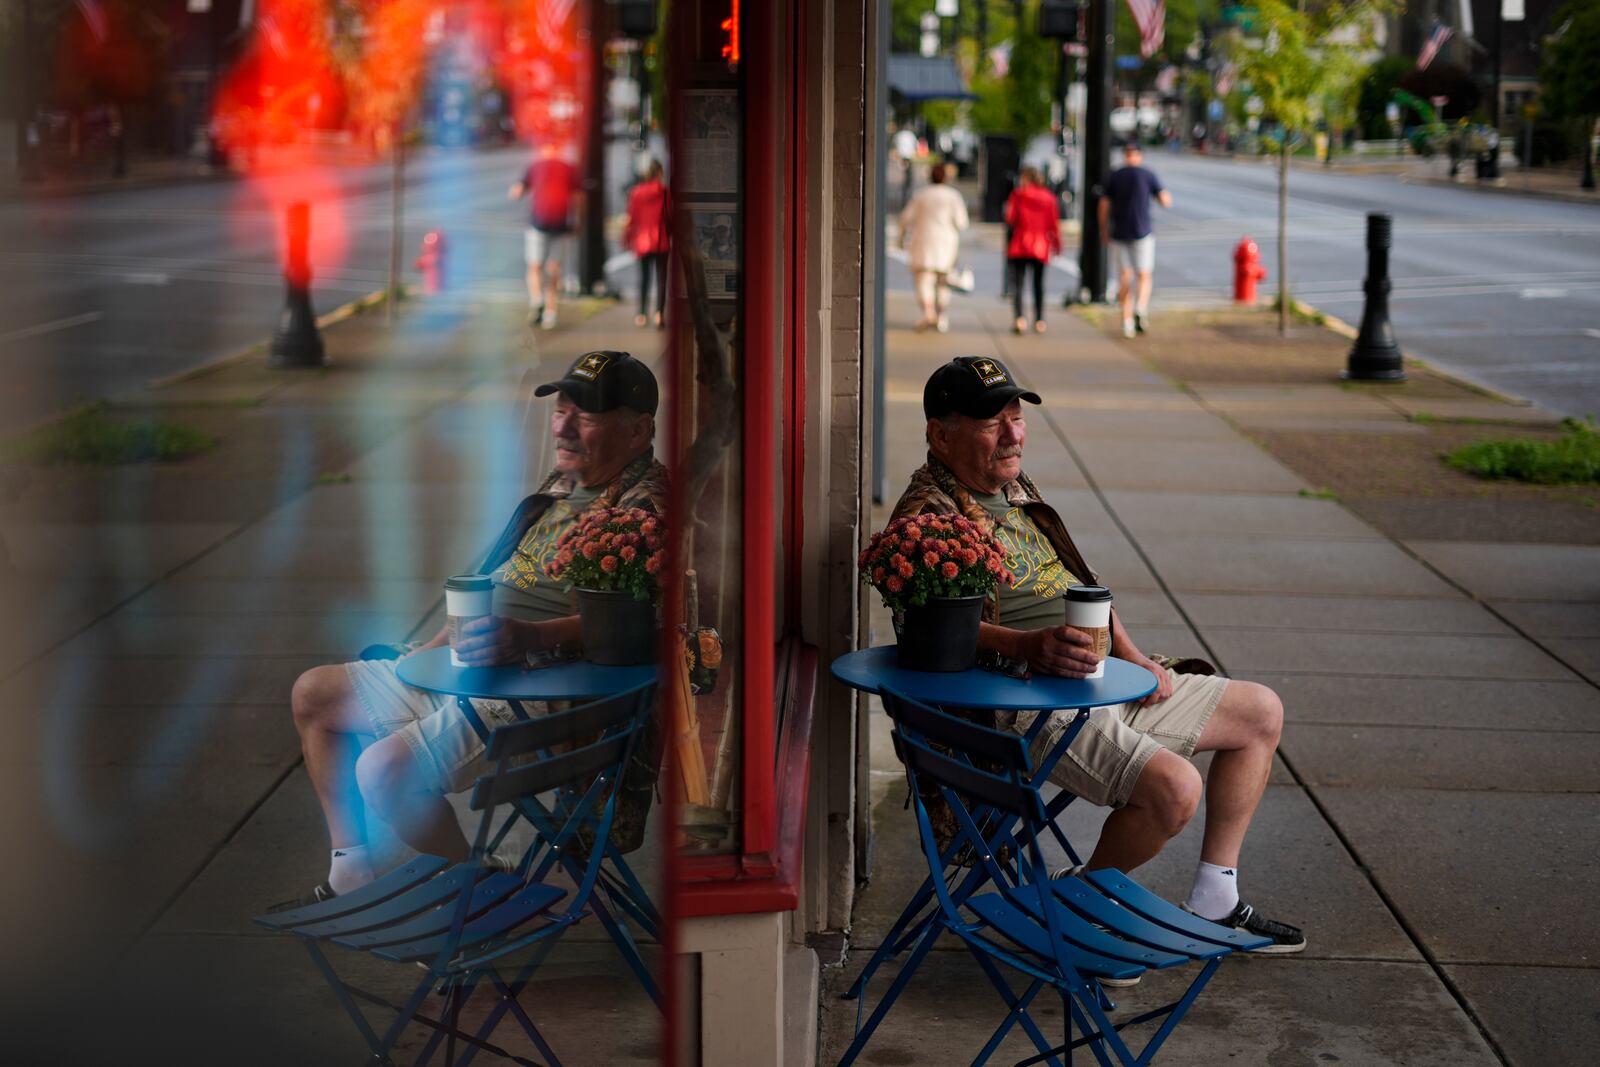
[1098,142,1173,338]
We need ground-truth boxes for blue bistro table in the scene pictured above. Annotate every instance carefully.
[395,645,663,977]
[396,646,656,708]
[831,646,1157,1059]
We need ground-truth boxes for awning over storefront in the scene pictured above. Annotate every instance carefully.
[886,54,976,102]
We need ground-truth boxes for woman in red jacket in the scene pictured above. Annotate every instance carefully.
[625,159,670,328]
[1003,166,1062,334]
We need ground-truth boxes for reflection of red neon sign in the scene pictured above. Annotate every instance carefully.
[721,1,740,67]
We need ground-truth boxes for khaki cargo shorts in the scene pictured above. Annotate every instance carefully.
[346,658,538,795]
[1010,668,1229,808]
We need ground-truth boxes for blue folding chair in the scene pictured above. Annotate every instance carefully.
[845,688,1267,1067]
[254,681,658,1067]
[840,696,1096,1061]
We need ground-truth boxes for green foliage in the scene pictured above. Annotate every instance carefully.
[969,3,1056,141]
[1444,419,1600,486]
[1228,0,1384,137]
[4,402,216,465]
[1541,1,1600,123]
[1357,55,1422,138]
[1297,487,1338,499]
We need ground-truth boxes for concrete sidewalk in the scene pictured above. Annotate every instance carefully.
[0,291,666,1065]
[818,293,1599,1066]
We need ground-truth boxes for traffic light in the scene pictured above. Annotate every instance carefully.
[1038,0,1081,40]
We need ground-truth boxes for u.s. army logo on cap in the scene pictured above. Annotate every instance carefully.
[573,352,612,381]
[970,358,1007,387]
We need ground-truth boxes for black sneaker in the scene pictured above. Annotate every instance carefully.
[1193,900,1306,954]
[266,881,337,914]
[1134,313,1148,335]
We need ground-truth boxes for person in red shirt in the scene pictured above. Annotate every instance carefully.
[509,142,579,329]
[624,159,670,329]
[1003,166,1062,335]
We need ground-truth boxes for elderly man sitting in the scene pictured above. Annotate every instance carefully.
[891,355,1304,954]
[279,351,666,907]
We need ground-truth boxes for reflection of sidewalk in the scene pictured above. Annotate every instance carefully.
[818,295,1599,1065]
[0,292,665,1063]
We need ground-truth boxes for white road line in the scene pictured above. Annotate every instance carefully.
[1584,329,1600,340]
[0,310,104,343]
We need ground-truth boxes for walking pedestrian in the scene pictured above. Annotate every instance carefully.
[1098,142,1173,339]
[1003,166,1061,334]
[509,142,579,330]
[625,159,670,329]
[898,162,969,333]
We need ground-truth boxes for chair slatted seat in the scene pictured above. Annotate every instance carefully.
[252,681,658,1067]
[837,688,1267,1067]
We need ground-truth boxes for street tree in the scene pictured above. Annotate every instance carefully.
[1227,0,1384,334]
[1540,0,1600,190]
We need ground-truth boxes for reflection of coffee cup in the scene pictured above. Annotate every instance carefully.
[444,575,494,667]
[1064,584,1113,679]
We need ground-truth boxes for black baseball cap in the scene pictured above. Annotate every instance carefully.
[923,356,1042,420]
[535,350,659,415]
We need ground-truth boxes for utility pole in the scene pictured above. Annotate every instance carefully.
[1488,3,1503,180]
[579,1,610,295]
[17,0,33,178]
[1079,0,1113,302]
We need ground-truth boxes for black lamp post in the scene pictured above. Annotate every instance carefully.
[1343,213,1405,382]
[270,201,326,368]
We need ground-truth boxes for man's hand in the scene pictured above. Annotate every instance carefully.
[1122,649,1174,707]
[507,182,525,201]
[452,616,535,667]
[1017,625,1102,678]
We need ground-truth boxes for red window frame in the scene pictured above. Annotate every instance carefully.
[675,0,810,916]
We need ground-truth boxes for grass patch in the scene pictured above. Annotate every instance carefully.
[3,402,216,465]
[1269,294,1327,325]
[1297,487,1338,500]
[1443,418,1600,485]
[1077,306,1104,328]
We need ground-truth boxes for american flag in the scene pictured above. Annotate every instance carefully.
[1126,0,1166,60]
[1417,23,1453,71]
[1215,62,1238,98]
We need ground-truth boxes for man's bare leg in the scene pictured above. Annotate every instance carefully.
[1135,269,1155,327]
[291,665,375,851]
[1119,266,1137,337]
[1191,680,1282,868]
[355,735,471,861]
[1085,749,1200,873]
[526,264,544,314]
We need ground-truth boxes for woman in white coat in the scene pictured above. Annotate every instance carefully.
[898,163,969,332]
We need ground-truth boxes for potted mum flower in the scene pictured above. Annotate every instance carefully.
[547,506,666,665]
[858,514,1011,671]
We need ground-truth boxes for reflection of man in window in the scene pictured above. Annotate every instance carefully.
[275,352,667,909]
[707,214,736,261]
[890,355,1306,953]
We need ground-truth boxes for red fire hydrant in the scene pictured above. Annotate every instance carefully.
[1233,236,1267,305]
[415,230,446,294]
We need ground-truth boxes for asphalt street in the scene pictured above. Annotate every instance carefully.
[893,154,1600,420]
[0,145,640,430]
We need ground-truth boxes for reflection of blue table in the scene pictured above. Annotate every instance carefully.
[396,646,655,704]
[833,646,1156,1047]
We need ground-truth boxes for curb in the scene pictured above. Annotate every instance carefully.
[1399,173,1600,208]
[146,286,394,390]
[1291,297,1545,409]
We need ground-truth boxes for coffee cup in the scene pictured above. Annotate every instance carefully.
[444,575,494,667]
[1064,584,1113,679]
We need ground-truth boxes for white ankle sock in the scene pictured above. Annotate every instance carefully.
[329,844,376,895]
[1185,861,1240,921]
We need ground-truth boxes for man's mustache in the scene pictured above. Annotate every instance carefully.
[556,435,587,455]
[991,445,1022,461]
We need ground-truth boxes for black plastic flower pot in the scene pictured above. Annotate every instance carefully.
[576,587,657,665]
[895,594,984,672]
